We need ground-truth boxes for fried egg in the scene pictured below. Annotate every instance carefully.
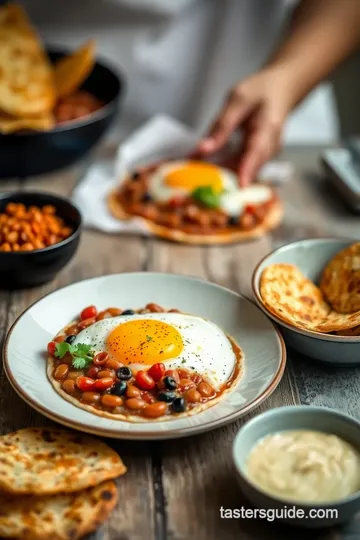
[73,313,238,391]
[147,160,272,216]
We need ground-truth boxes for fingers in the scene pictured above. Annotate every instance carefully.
[196,88,253,154]
[237,116,282,186]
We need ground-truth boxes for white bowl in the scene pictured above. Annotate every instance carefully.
[3,272,286,440]
[252,238,360,366]
[233,405,360,527]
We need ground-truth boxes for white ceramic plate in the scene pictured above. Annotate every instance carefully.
[3,273,286,440]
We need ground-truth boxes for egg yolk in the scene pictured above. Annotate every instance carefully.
[106,319,184,365]
[165,162,223,193]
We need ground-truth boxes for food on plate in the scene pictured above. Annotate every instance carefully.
[0,480,117,540]
[260,261,360,334]
[0,4,104,134]
[0,3,56,118]
[0,427,126,495]
[108,160,283,244]
[320,242,360,314]
[54,40,96,99]
[336,324,360,336]
[0,202,73,252]
[47,303,243,421]
[246,430,360,503]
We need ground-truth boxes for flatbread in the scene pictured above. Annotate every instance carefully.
[108,191,283,245]
[0,4,56,117]
[320,242,360,313]
[0,111,54,134]
[336,325,360,336]
[54,40,96,99]
[0,427,126,495]
[260,264,330,330]
[0,480,117,540]
[260,263,360,333]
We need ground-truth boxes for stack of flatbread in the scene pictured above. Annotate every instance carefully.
[260,242,360,335]
[0,3,95,134]
[0,427,126,540]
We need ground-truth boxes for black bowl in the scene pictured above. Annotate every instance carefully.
[0,192,82,289]
[0,48,125,178]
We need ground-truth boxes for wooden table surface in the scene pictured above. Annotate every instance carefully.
[1,146,360,540]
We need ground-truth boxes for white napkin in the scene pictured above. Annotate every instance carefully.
[72,115,293,234]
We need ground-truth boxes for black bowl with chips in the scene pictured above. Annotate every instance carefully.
[0,48,125,179]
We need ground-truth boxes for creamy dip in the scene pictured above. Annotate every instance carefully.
[246,430,360,503]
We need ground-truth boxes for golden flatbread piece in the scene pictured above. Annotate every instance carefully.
[0,111,54,134]
[0,4,56,117]
[0,480,117,540]
[0,427,126,495]
[320,242,360,314]
[336,325,360,336]
[108,191,283,245]
[315,309,360,333]
[54,40,96,99]
[260,263,360,333]
[260,264,331,330]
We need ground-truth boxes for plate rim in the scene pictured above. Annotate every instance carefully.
[3,272,287,440]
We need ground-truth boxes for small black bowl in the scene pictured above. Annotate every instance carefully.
[0,48,125,178]
[0,192,82,289]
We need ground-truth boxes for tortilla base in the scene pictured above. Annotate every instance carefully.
[47,338,243,423]
[108,191,283,245]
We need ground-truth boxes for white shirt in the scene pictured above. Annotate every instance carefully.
[21,0,338,144]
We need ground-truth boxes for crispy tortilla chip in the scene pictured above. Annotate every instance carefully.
[54,40,96,99]
[0,111,54,134]
[0,480,117,540]
[320,242,360,314]
[260,264,330,330]
[0,3,28,26]
[0,4,56,117]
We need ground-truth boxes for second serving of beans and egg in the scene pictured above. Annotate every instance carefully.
[48,303,221,420]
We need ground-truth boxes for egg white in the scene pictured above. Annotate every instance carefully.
[73,313,237,391]
[147,161,238,203]
[147,160,272,217]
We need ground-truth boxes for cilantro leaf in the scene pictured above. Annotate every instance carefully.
[146,335,153,342]
[54,341,94,370]
[55,342,74,359]
[191,185,220,209]
[74,343,92,356]
[72,357,90,370]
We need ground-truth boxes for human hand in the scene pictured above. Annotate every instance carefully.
[196,68,293,185]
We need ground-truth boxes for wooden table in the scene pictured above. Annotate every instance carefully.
[1,146,360,540]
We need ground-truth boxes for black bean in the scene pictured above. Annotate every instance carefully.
[227,215,238,226]
[116,367,132,381]
[163,376,177,390]
[158,391,176,403]
[171,397,186,413]
[121,309,135,316]
[142,193,152,203]
[65,335,76,344]
[131,171,140,181]
[111,381,127,396]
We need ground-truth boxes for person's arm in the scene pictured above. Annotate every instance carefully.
[197,0,360,185]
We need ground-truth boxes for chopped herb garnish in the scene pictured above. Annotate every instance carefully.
[181,359,186,364]
[55,342,94,370]
[146,335,153,342]
[191,185,220,209]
